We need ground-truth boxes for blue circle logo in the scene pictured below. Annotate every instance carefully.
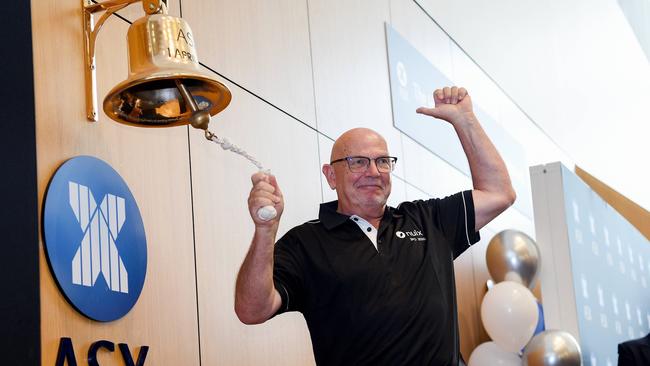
[43,156,147,322]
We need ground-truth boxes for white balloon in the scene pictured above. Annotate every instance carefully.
[481,281,539,353]
[468,341,522,366]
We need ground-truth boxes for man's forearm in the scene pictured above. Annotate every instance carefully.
[416,87,516,229]
[234,226,282,324]
[453,113,510,192]
[453,113,516,229]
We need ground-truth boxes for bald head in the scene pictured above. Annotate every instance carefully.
[323,127,392,220]
[330,128,388,162]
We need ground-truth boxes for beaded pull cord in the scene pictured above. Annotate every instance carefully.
[204,130,277,221]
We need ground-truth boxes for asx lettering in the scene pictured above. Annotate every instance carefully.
[55,337,149,366]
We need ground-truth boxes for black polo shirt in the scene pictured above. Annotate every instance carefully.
[273,191,480,366]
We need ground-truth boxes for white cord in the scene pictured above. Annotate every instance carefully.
[206,133,266,172]
[205,131,277,221]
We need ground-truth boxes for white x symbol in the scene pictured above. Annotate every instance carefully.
[68,181,129,293]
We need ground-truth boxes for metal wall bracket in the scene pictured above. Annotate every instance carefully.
[83,0,163,121]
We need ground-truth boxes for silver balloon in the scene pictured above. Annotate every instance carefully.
[523,330,582,366]
[486,230,540,289]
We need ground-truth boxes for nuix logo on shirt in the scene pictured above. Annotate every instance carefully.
[395,229,426,242]
[43,156,147,322]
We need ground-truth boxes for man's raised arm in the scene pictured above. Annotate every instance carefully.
[416,86,516,231]
[234,172,284,324]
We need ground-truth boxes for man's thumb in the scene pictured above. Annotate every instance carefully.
[416,106,442,119]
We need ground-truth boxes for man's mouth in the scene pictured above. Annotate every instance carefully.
[357,184,383,190]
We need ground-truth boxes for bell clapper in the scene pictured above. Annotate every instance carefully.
[175,79,211,130]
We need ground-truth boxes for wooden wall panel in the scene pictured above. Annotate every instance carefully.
[189,82,320,365]
[454,246,481,360]
[182,0,316,126]
[32,0,200,364]
[468,229,497,345]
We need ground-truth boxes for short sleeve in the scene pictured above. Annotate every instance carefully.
[617,343,634,366]
[272,231,306,315]
[428,190,480,258]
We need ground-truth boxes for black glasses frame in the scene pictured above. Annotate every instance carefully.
[330,156,398,173]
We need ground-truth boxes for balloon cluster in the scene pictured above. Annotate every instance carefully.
[468,230,583,366]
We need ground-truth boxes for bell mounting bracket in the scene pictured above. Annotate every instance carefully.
[83,0,165,121]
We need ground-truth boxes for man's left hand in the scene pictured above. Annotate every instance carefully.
[416,86,474,125]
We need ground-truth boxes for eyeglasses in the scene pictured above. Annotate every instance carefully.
[330,156,398,173]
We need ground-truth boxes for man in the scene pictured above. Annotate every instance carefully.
[235,86,516,365]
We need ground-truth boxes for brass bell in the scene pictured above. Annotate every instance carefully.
[84,0,230,129]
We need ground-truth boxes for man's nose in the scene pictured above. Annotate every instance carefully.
[365,160,381,176]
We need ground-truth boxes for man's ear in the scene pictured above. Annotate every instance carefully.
[322,164,336,190]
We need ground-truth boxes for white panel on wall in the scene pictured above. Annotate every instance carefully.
[386,23,475,178]
[417,0,564,129]
[405,183,433,202]
[449,44,505,126]
[401,134,472,198]
[183,0,316,126]
[387,175,408,208]
[389,0,454,78]
[317,134,337,204]
[498,97,574,170]
[308,0,406,179]
[449,40,551,220]
[383,16,534,219]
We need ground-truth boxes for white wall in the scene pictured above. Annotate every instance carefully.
[417,0,650,211]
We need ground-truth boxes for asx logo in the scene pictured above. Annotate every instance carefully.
[69,182,129,293]
[43,156,147,322]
